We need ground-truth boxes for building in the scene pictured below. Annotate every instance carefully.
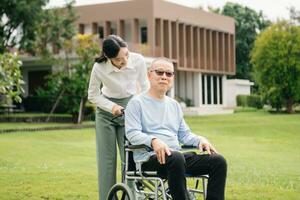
[226,79,254,108]
[22,0,245,114]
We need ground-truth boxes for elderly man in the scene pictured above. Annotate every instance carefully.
[125,58,227,200]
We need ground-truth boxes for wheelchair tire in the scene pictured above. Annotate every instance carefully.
[107,183,134,200]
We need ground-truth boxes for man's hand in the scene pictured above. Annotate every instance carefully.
[151,138,171,164]
[198,141,218,155]
[112,105,124,116]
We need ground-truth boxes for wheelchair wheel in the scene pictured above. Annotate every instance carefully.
[107,183,134,200]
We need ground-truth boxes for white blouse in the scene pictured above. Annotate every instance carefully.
[88,52,149,113]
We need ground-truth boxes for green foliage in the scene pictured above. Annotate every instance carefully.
[32,2,99,122]
[216,2,271,80]
[247,94,263,109]
[289,7,300,25]
[36,35,100,118]
[236,95,248,107]
[84,102,96,120]
[0,53,24,104]
[0,0,48,53]
[251,21,300,113]
[34,1,78,60]
[73,34,101,98]
[35,73,77,114]
[184,98,194,107]
[236,94,263,109]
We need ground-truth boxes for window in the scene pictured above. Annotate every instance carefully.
[219,76,223,104]
[202,75,205,104]
[79,24,85,34]
[201,74,224,105]
[207,76,211,104]
[98,26,104,39]
[111,28,116,35]
[213,76,218,104]
[92,23,98,34]
[141,27,147,44]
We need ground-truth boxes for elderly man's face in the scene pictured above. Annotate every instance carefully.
[148,60,174,93]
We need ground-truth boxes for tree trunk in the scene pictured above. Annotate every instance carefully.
[64,51,70,76]
[77,97,87,124]
[286,98,294,114]
[46,88,65,122]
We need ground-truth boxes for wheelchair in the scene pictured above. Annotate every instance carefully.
[107,142,209,200]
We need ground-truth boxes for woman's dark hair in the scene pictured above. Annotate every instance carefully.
[95,35,128,63]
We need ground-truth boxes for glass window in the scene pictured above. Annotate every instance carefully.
[202,75,205,105]
[207,76,211,104]
[213,76,218,104]
[98,26,104,39]
[219,76,223,104]
[141,27,147,44]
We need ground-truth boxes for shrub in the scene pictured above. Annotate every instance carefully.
[236,95,248,107]
[236,94,263,109]
[247,95,263,109]
[185,98,194,107]
[84,103,95,120]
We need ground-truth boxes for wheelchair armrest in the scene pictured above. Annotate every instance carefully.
[126,144,153,151]
[181,145,198,150]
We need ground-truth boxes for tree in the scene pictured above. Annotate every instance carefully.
[289,7,300,25]
[34,1,77,71]
[37,34,100,123]
[0,0,48,53]
[32,1,79,122]
[214,3,271,80]
[251,21,300,113]
[73,34,101,123]
[0,53,24,104]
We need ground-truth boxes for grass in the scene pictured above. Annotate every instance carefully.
[0,129,97,200]
[0,113,72,118]
[0,111,299,199]
[0,121,94,130]
[186,111,300,200]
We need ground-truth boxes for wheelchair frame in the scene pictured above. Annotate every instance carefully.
[107,143,209,200]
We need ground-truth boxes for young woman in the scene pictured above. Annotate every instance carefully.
[88,35,149,199]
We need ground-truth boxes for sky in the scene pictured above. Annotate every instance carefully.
[47,0,300,21]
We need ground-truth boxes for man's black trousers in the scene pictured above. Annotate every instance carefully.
[142,151,227,200]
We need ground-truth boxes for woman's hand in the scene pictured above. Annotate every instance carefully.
[112,105,124,116]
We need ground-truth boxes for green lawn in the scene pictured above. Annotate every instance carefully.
[0,113,72,118]
[0,121,94,130]
[0,111,299,200]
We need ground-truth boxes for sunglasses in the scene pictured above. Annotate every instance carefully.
[151,70,174,77]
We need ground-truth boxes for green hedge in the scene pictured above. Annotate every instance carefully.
[236,94,263,109]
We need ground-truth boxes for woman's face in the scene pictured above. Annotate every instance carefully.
[110,47,129,69]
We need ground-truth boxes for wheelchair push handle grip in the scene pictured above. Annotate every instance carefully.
[110,109,125,122]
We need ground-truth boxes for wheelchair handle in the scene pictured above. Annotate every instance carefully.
[110,108,125,122]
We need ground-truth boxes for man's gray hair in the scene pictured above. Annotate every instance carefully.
[149,57,174,70]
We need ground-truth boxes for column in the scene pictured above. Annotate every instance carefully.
[204,75,207,106]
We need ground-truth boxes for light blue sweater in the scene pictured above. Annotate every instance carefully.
[125,92,207,162]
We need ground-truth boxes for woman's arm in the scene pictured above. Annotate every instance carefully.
[88,64,116,113]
